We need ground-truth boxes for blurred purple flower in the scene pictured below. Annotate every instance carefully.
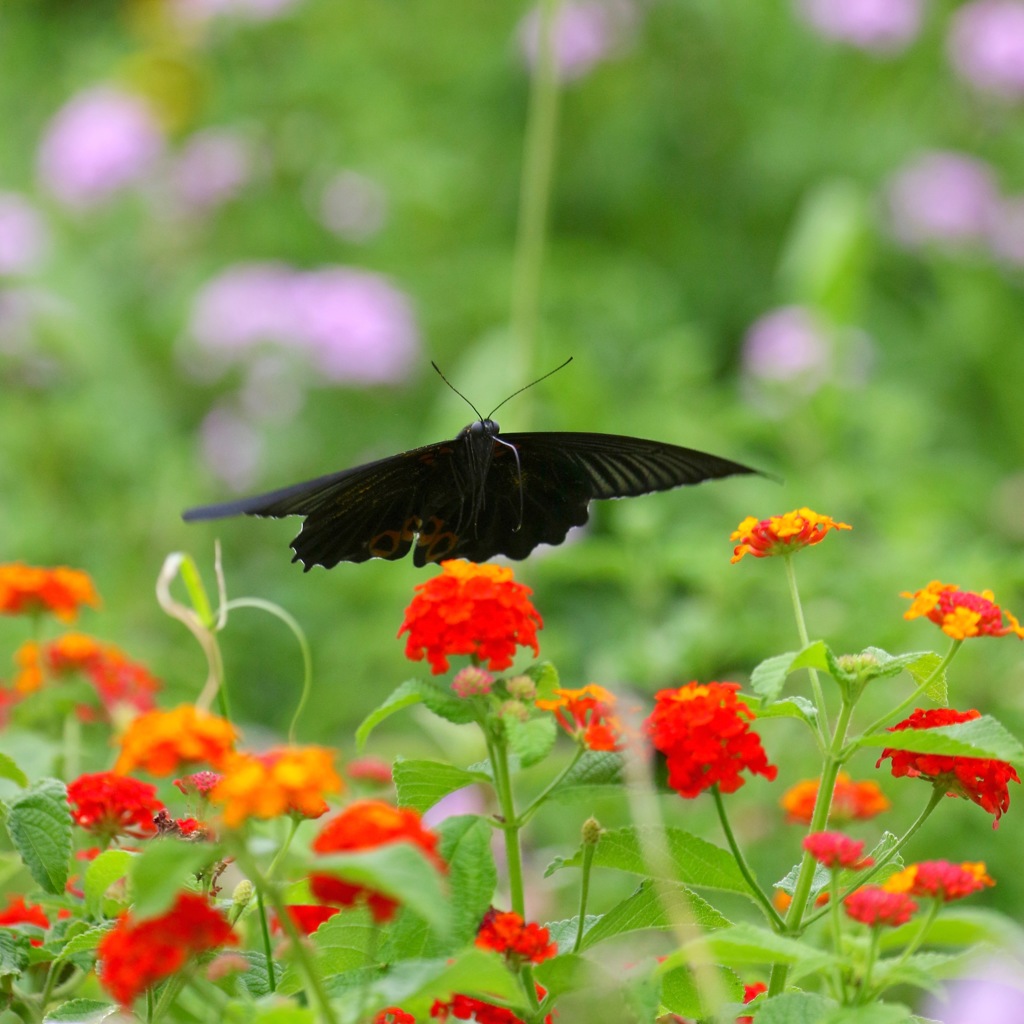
[923,958,1024,1023]
[988,194,1024,265]
[169,0,301,24]
[171,129,252,213]
[37,87,165,210]
[422,786,487,828]
[189,262,419,385]
[741,306,831,392]
[199,405,264,491]
[884,151,999,246]
[793,0,923,52]
[949,1,1024,100]
[519,1,634,81]
[319,171,388,242]
[0,194,49,276]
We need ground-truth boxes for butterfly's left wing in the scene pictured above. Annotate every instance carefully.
[454,432,760,561]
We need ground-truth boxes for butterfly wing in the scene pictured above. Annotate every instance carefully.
[453,432,761,561]
[183,442,470,570]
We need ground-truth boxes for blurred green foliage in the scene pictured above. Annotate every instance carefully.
[2,0,1023,931]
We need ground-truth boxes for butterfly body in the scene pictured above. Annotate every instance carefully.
[183,421,761,569]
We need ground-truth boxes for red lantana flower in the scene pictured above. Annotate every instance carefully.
[646,682,777,798]
[398,560,542,674]
[844,886,917,928]
[0,563,99,622]
[902,581,1024,641]
[781,772,889,824]
[536,683,623,751]
[431,985,551,1024]
[310,800,445,922]
[803,831,873,871]
[877,708,1020,827]
[67,771,164,843]
[97,892,237,1006]
[737,981,768,1024]
[475,908,557,965]
[277,905,340,936]
[730,508,851,563]
[883,860,994,902]
[375,1010,415,1024]
[0,896,50,946]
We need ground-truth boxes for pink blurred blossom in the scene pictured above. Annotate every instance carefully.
[319,171,387,242]
[949,1,1024,99]
[189,262,419,385]
[793,0,923,52]
[923,957,1024,1023]
[170,129,252,213]
[741,306,831,392]
[0,194,49,275]
[519,1,634,81]
[199,405,264,491]
[37,87,164,210]
[169,0,301,24]
[884,151,999,246]
[988,195,1024,265]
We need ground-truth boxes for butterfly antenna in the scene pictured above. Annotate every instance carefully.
[486,356,573,419]
[431,361,485,422]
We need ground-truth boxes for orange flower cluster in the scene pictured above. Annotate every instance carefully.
[536,684,623,751]
[883,860,994,903]
[645,682,777,798]
[844,886,917,928]
[781,772,889,824]
[730,508,851,563]
[12,634,160,720]
[98,892,237,1006]
[210,746,343,828]
[475,908,557,965]
[902,581,1024,641]
[310,800,445,922]
[878,708,1020,826]
[67,771,164,843]
[0,563,99,622]
[802,831,873,871]
[398,560,542,674]
[115,705,237,776]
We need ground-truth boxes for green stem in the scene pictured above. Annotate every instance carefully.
[712,787,785,930]
[509,0,562,401]
[860,639,962,741]
[784,554,829,742]
[256,889,277,993]
[856,928,881,1005]
[488,732,526,918]
[519,745,584,826]
[571,839,596,954]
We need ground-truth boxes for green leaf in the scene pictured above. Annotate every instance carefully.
[393,759,489,813]
[544,914,600,952]
[0,930,29,979]
[753,695,818,728]
[859,714,1024,762]
[903,651,948,704]
[547,749,624,800]
[312,843,450,937]
[43,999,122,1023]
[525,661,559,700]
[750,641,833,703]
[437,815,497,946]
[755,991,836,1024]
[6,778,71,894]
[54,924,113,962]
[579,880,731,951]
[821,1004,915,1024]
[880,907,1024,950]
[0,753,28,789]
[692,922,823,964]
[504,713,557,768]
[356,679,476,748]
[546,825,753,898]
[232,949,275,998]
[533,953,603,998]
[658,963,742,1019]
[130,840,219,917]
[277,909,377,995]
[84,849,134,918]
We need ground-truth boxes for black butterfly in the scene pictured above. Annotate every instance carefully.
[182,419,762,570]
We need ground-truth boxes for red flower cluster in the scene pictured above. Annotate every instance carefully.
[878,708,1020,826]
[310,800,445,922]
[97,892,237,1006]
[730,508,851,563]
[737,981,768,1024]
[844,886,917,928]
[883,860,994,903]
[803,831,873,871]
[0,563,99,622]
[0,895,50,946]
[646,682,777,798]
[67,771,164,843]
[902,581,1024,641]
[278,904,340,936]
[431,984,551,1024]
[375,1010,415,1024]
[475,908,557,965]
[398,560,542,674]
[781,772,889,824]
[536,683,623,751]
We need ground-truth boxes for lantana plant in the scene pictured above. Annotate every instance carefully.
[0,508,1021,1023]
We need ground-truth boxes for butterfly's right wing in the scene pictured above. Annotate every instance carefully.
[183,443,460,569]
